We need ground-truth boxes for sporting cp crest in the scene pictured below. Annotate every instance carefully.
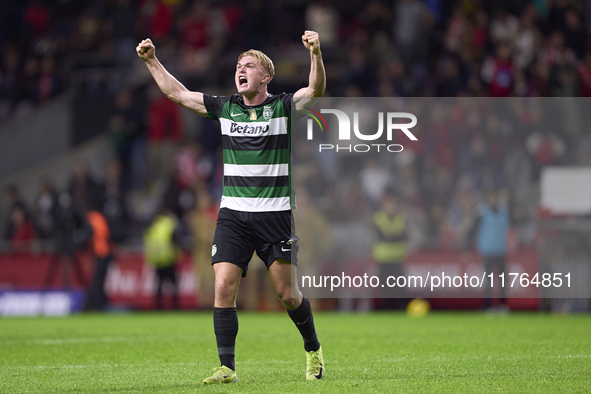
[211,244,217,256]
[263,106,273,120]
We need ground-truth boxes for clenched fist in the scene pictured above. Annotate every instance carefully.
[136,38,155,61]
[302,30,321,56]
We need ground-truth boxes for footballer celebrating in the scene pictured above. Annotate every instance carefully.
[137,31,326,383]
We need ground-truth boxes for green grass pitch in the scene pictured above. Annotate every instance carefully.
[1,311,590,393]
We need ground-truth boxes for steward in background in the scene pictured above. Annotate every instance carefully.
[372,191,407,309]
[144,207,182,309]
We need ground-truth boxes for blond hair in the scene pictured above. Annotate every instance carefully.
[238,49,275,82]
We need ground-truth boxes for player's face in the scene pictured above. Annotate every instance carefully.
[235,56,269,95]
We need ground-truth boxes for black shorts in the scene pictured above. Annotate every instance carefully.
[211,208,299,277]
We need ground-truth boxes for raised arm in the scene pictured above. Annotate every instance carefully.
[294,31,326,112]
[136,38,207,117]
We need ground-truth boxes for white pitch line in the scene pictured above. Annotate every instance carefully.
[1,360,293,371]
[1,335,198,346]
[371,354,591,364]
[2,355,589,372]
[1,362,200,371]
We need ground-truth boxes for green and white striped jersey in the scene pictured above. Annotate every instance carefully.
[204,93,297,212]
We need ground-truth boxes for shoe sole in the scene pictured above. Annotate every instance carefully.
[203,376,238,384]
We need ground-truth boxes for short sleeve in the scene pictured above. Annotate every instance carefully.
[279,93,303,122]
[203,95,230,120]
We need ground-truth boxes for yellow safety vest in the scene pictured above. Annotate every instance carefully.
[372,211,406,263]
[144,215,179,268]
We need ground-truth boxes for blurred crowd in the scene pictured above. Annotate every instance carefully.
[2,0,591,108]
[2,0,591,252]
[292,96,591,254]
[3,0,591,115]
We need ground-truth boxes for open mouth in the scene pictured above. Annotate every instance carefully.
[238,76,248,87]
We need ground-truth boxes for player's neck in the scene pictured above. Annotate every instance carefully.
[242,89,269,106]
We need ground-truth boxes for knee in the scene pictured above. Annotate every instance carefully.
[277,287,299,309]
[215,277,236,297]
